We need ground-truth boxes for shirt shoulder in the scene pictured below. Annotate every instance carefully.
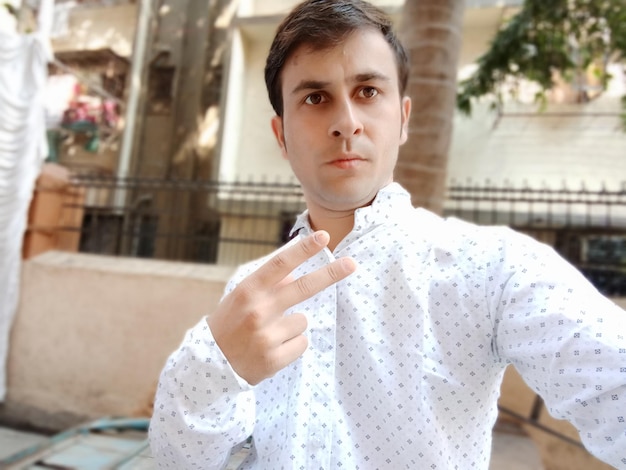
[411,209,565,273]
[412,209,513,250]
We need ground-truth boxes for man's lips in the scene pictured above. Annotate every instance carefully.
[328,155,366,169]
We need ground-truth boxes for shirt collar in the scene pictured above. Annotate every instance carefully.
[289,182,413,239]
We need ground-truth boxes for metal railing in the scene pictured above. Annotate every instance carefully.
[446,181,626,296]
[51,175,626,295]
[61,175,306,266]
[446,180,626,228]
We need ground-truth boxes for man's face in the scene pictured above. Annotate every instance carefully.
[271,29,411,216]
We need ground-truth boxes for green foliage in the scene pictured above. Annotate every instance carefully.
[2,2,17,17]
[457,0,626,124]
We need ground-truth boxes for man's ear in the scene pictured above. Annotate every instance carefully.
[399,96,411,145]
[271,115,288,158]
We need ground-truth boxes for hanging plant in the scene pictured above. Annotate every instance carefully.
[457,0,626,128]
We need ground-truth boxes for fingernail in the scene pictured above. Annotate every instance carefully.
[314,231,328,244]
[341,257,356,271]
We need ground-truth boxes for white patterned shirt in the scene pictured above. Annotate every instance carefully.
[150,183,626,469]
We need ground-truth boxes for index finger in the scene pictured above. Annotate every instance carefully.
[241,230,331,291]
[274,256,356,311]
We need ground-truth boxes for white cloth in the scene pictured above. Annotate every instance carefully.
[0,30,52,400]
[149,183,626,469]
[50,1,76,39]
[44,74,77,129]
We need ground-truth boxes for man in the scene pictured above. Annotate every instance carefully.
[149,0,626,468]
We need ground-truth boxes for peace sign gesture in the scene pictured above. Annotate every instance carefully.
[208,231,356,385]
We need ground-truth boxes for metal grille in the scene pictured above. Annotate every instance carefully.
[64,175,305,266]
[53,175,626,295]
[446,181,626,228]
[446,181,626,296]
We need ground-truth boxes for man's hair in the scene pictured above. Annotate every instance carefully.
[264,0,409,116]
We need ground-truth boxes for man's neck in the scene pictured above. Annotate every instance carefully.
[303,185,388,251]
[308,209,356,252]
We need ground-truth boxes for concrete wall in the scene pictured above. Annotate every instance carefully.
[2,251,235,431]
[51,3,137,57]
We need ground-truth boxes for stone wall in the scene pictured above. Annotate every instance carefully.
[2,251,234,431]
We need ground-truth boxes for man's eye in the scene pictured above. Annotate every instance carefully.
[360,87,378,99]
[304,93,325,105]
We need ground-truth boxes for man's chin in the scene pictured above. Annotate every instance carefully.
[316,186,380,212]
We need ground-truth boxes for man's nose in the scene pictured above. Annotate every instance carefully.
[329,98,364,138]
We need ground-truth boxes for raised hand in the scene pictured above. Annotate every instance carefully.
[207,231,356,385]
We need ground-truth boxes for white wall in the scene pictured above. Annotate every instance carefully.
[219,29,248,180]
[51,3,137,57]
[218,4,534,185]
[221,25,293,181]
[449,64,626,190]
[219,2,626,194]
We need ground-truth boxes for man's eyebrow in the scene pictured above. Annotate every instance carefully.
[353,72,391,83]
[291,80,330,95]
[290,72,391,95]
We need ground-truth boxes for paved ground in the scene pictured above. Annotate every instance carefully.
[0,427,46,460]
[0,425,543,469]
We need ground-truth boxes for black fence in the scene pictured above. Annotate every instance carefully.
[55,175,626,296]
[446,180,626,228]
[63,175,306,266]
[447,181,626,296]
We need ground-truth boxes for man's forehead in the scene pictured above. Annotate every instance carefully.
[286,28,387,60]
[281,30,398,84]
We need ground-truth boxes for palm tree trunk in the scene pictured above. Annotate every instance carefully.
[395,0,466,214]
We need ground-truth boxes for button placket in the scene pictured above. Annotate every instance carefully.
[305,249,338,469]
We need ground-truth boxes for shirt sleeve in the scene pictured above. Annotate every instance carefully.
[488,228,626,468]
[149,317,256,469]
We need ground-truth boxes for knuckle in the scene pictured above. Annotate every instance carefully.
[255,331,274,351]
[269,252,289,271]
[299,237,317,256]
[243,308,264,330]
[325,262,343,282]
[239,289,254,306]
[232,281,256,306]
[294,275,315,297]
